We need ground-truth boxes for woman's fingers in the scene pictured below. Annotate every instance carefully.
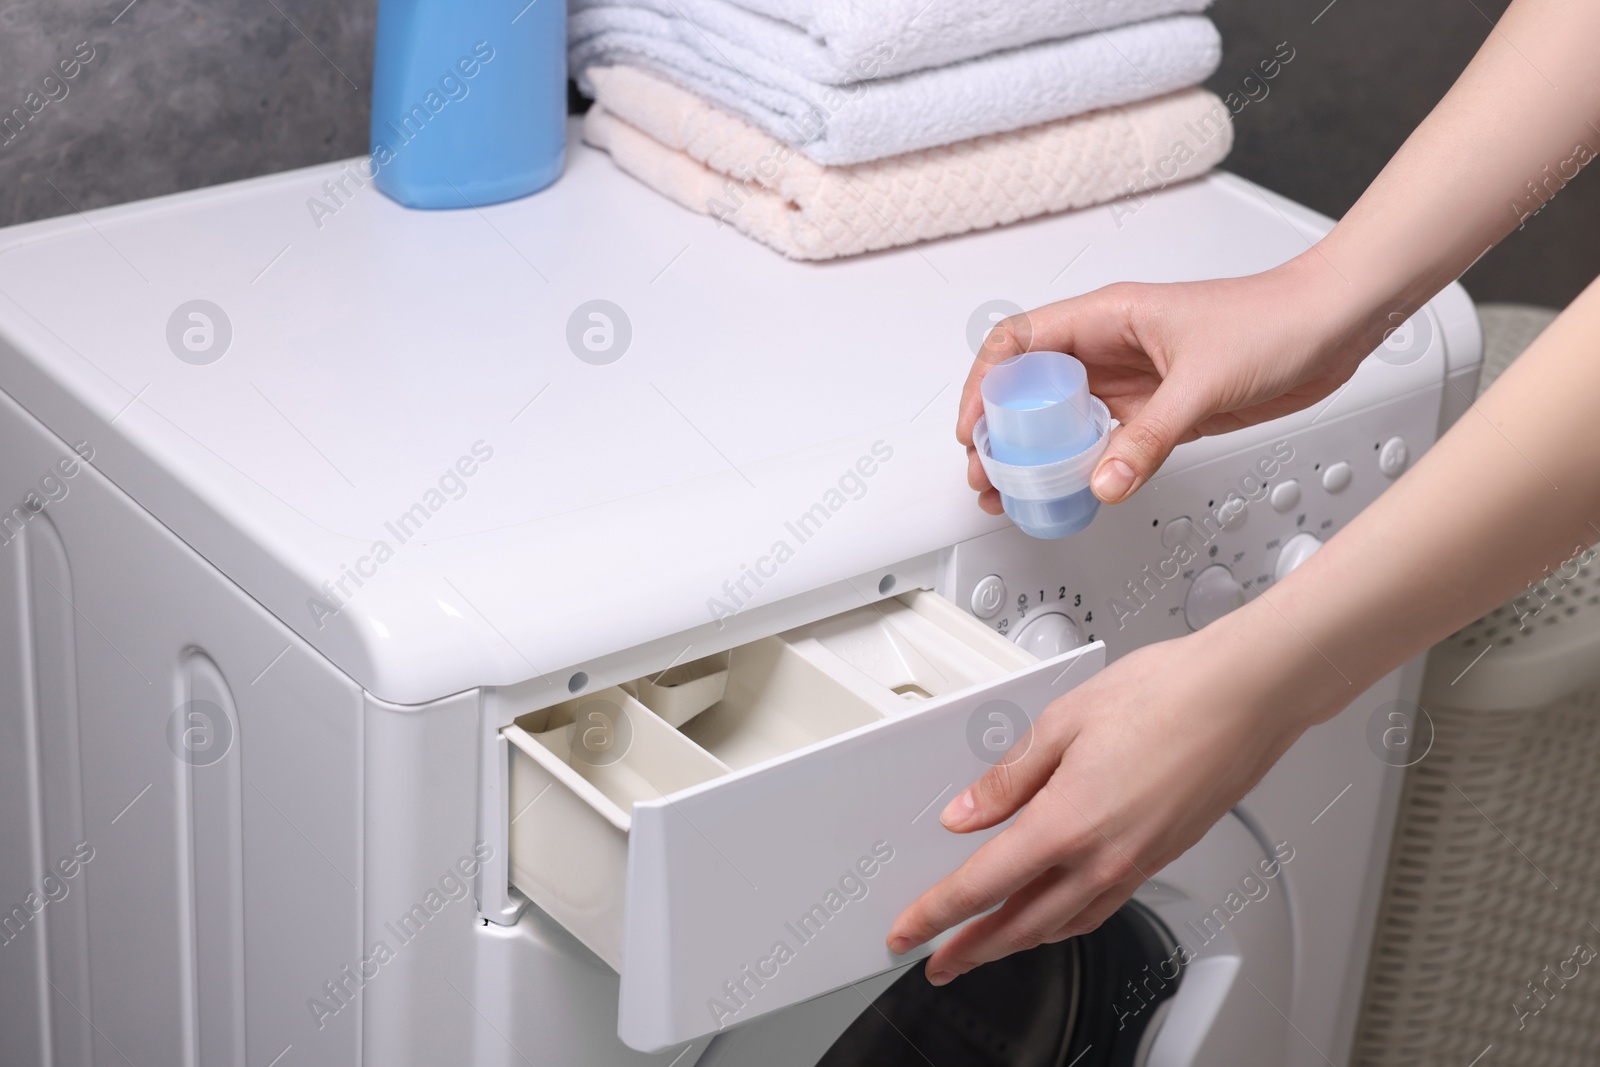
[958,268,1365,511]
[887,689,1087,955]
[1045,873,1151,942]
[921,862,1148,984]
[966,447,1003,512]
[957,315,1029,446]
[953,289,1145,508]
[886,615,1332,989]
[960,285,1182,510]
[920,865,1087,982]
[885,800,1072,955]
[887,722,1086,953]
[939,710,1078,834]
[957,291,1123,447]
[1090,370,1215,503]
[966,444,991,493]
[890,772,1146,984]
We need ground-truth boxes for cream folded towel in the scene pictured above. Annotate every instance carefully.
[583,66,1233,260]
[571,11,1222,165]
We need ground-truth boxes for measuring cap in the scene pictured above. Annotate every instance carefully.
[975,351,1114,539]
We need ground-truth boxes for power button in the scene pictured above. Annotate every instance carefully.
[971,574,1007,619]
[1378,436,1409,478]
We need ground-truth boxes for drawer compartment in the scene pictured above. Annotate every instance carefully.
[678,638,884,770]
[784,589,1035,710]
[625,651,730,728]
[505,688,729,969]
[502,591,1105,1051]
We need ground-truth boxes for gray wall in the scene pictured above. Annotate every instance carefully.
[0,0,373,225]
[1209,0,1598,307]
[2,0,1593,306]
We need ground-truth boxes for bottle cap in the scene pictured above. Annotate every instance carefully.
[975,352,1114,539]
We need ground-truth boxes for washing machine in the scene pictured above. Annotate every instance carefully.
[0,128,1479,1067]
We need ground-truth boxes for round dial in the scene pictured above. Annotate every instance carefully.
[1012,612,1085,658]
[1274,532,1323,582]
[1184,565,1245,631]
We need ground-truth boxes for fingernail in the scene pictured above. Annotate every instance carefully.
[927,970,957,987]
[887,936,912,955]
[940,790,975,828]
[1091,457,1137,503]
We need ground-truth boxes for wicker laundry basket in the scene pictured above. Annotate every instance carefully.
[1352,304,1600,1066]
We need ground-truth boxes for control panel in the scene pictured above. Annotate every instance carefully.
[938,392,1439,662]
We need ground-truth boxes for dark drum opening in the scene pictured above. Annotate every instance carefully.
[817,901,1180,1067]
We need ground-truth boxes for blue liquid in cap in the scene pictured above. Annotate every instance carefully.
[996,489,1102,539]
[981,352,1098,465]
[981,352,1102,539]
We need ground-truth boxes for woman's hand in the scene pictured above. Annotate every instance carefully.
[954,0,1600,517]
[920,0,1600,1000]
[961,254,1378,511]
[886,601,1346,985]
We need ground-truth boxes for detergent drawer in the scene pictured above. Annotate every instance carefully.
[501,590,1104,1052]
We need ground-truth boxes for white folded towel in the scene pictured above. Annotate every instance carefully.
[582,66,1233,260]
[570,12,1222,165]
[570,0,1212,83]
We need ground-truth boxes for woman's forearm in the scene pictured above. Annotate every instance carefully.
[1237,273,1600,712]
[1227,0,1600,704]
[911,0,1600,984]
[1293,0,1600,351]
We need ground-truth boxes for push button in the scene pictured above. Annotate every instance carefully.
[1269,480,1300,512]
[1322,462,1352,493]
[971,574,1006,619]
[1379,436,1409,477]
[1161,517,1196,548]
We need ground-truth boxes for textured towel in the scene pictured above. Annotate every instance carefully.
[571,12,1223,165]
[583,66,1233,260]
[570,0,1212,83]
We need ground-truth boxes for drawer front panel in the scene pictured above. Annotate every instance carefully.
[617,640,1104,1050]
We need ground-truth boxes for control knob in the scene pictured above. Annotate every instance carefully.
[1184,565,1245,631]
[1012,612,1085,658]
[1274,532,1323,582]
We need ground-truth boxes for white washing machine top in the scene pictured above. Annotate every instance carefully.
[0,126,1473,703]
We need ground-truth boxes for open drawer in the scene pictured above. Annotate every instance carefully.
[503,590,1104,1051]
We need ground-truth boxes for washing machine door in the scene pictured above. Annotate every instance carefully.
[696,813,1293,1067]
[814,898,1178,1067]
[1138,814,1293,1067]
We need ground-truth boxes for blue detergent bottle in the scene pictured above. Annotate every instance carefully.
[370,0,567,209]
[975,352,1114,539]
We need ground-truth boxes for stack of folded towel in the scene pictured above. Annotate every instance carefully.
[570,0,1233,259]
